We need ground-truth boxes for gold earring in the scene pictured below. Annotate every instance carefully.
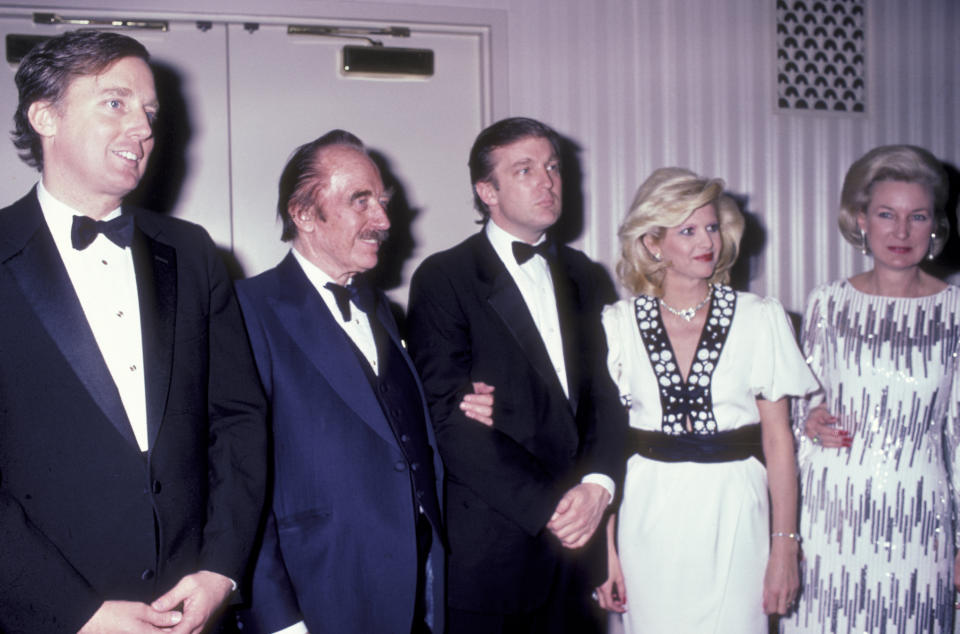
[928,232,936,261]
[653,252,662,262]
[860,229,869,255]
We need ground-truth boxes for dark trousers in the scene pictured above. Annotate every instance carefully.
[445,559,603,634]
[413,511,434,634]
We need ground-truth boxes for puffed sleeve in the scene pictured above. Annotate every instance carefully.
[748,295,819,401]
[792,286,830,451]
[602,300,632,409]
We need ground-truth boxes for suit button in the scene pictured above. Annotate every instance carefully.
[380,384,389,394]
[141,569,155,581]
[411,462,420,472]
[394,461,406,472]
[416,490,424,499]
[391,409,401,418]
[151,480,162,494]
[401,434,410,443]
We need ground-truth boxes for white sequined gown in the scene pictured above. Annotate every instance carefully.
[783,281,960,634]
[604,286,817,634]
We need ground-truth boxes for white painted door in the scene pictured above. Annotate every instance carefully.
[0,9,493,304]
[226,20,489,302]
[0,18,233,244]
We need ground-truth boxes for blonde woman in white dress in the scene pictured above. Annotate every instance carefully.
[595,168,818,633]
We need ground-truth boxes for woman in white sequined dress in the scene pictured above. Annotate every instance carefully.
[783,146,960,633]
[595,168,818,632]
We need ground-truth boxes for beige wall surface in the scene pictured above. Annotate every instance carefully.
[2,0,957,311]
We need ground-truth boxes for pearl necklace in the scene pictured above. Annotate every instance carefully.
[660,285,712,322]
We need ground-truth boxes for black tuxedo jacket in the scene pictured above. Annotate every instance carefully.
[406,231,625,614]
[0,190,266,633]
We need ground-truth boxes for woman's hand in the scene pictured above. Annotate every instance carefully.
[762,537,800,615]
[460,381,495,426]
[595,515,627,613]
[804,404,850,449]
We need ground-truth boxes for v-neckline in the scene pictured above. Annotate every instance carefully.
[632,285,738,435]
[657,302,712,385]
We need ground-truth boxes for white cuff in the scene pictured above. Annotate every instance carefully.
[581,473,615,503]
[272,621,308,634]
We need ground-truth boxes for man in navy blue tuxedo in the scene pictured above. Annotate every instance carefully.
[0,31,266,633]
[236,131,491,634]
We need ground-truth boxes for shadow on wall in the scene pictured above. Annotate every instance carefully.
[726,192,804,333]
[550,134,585,246]
[551,134,618,303]
[127,61,190,217]
[365,149,420,294]
[363,149,421,328]
[727,192,767,293]
[928,161,960,282]
[124,62,249,281]
[548,134,619,304]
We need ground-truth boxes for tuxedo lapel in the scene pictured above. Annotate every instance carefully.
[474,235,570,407]
[3,197,137,449]
[131,221,177,449]
[270,256,398,447]
[372,293,423,397]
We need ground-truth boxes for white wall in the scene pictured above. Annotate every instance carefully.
[4,0,958,311]
[363,0,960,311]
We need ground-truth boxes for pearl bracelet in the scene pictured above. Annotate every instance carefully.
[771,531,802,544]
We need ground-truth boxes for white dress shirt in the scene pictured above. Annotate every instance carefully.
[38,181,149,451]
[291,248,379,375]
[484,221,615,500]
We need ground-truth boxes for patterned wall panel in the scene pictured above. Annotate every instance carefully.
[776,0,865,113]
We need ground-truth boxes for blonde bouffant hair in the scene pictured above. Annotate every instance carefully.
[838,145,949,256]
[617,167,745,297]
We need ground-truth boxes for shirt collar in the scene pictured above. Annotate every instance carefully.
[37,179,123,254]
[291,247,352,291]
[484,220,546,269]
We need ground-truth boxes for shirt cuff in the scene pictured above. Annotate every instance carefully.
[581,473,615,503]
[272,621,308,634]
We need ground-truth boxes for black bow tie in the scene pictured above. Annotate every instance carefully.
[71,214,134,250]
[512,240,552,265]
[325,282,363,322]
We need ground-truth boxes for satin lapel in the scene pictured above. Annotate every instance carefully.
[475,235,568,400]
[132,223,176,449]
[270,257,397,447]
[371,292,429,408]
[5,210,138,449]
[549,251,581,414]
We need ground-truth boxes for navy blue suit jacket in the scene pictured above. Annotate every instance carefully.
[0,189,267,633]
[236,253,444,633]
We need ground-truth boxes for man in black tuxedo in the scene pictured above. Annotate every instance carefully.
[406,117,625,633]
[0,31,266,633]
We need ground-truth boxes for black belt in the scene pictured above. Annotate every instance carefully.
[628,424,764,465]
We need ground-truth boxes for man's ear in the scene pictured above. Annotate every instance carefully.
[289,203,317,234]
[27,101,58,138]
[475,180,498,209]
